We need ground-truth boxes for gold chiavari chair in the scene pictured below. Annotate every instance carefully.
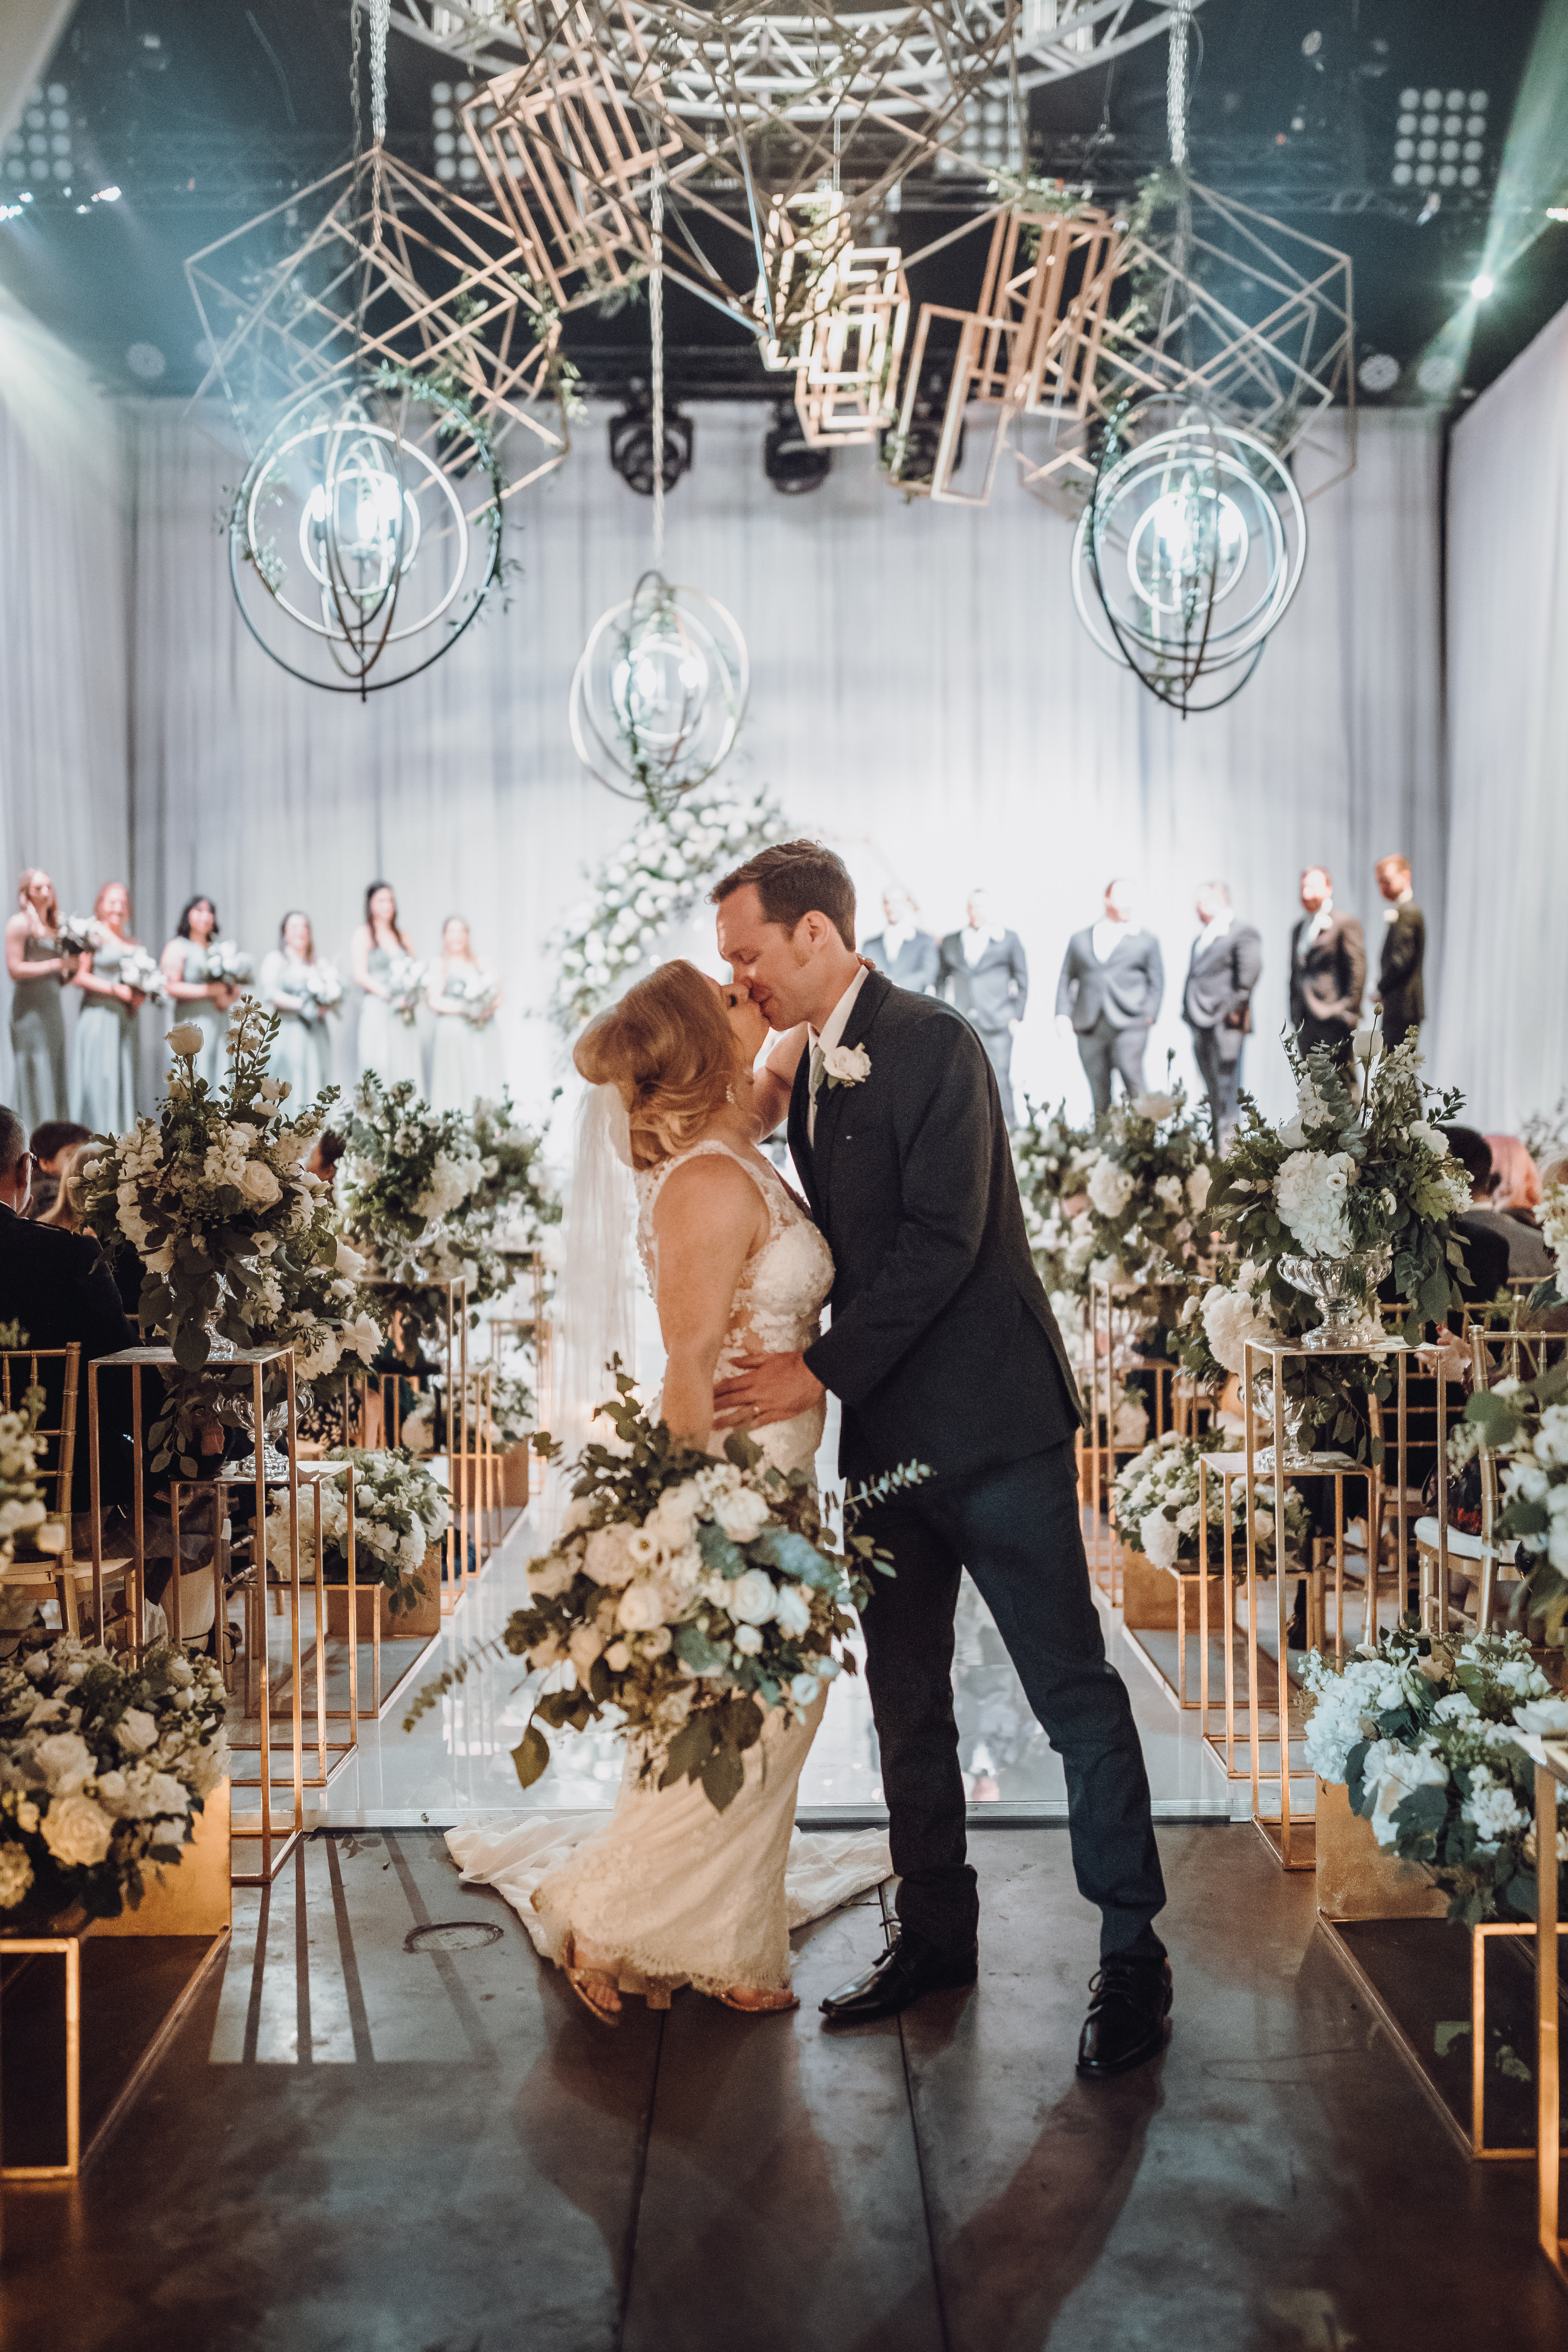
[0,1345,133,1637]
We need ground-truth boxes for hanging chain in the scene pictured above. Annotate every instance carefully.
[370,0,390,143]
[650,169,665,567]
[1167,0,1191,170]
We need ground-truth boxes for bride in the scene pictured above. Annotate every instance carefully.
[448,960,889,2019]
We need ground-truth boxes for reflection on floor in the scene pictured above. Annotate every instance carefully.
[4,1825,1561,2352]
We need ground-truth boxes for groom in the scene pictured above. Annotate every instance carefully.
[711,842,1170,2075]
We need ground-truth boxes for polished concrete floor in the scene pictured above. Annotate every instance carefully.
[4,1823,1563,2352]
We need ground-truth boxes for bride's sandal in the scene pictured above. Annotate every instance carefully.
[715,1987,800,2015]
[564,1944,623,2025]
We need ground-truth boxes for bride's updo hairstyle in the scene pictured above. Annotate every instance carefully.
[574,960,742,1171]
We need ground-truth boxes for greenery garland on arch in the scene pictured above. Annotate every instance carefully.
[546,779,791,1034]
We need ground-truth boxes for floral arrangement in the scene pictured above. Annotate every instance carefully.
[0,1381,53,1568]
[386,954,429,1027]
[408,1367,912,1811]
[299,962,345,1014]
[1541,1178,1568,1304]
[0,1636,228,1926]
[115,942,171,1004]
[1066,1087,1216,1322]
[1463,1363,1568,1634]
[75,1002,383,1469]
[337,1076,485,1283]
[1113,1428,1308,1571]
[1011,1099,1097,1296]
[263,1447,448,1614]
[54,915,100,957]
[1209,1034,1470,1343]
[546,778,790,1032]
[197,939,254,986]
[1303,1622,1568,1925]
[463,1095,562,1246]
[442,967,501,1026]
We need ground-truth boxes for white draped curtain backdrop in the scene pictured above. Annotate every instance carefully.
[3,356,1453,1135]
[1432,301,1568,1134]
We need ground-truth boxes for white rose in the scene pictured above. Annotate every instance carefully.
[616,1580,668,1634]
[712,1488,771,1544]
[527,1551,576,1598]
[774,1583,813,1637]
[790,1671,822,1705]
[0,1842,34,1908]
[604,1640,631,1672]
[34,1729,95,1793]
[140,1771,189,1819]
[1087,1160,1136,1220]
[561,1496,593,1534]
[166,1022,205,1058]
[1141,1513,1180,1572]
[726,1568,779,1626]
[335,1238,367,1277]
[1187,1165,1212,1212]
[639,1625,673,1659]
[567,1626,604,1687]
[1515,1697,1568,1736]
[649,1482,702,1549]
[1132,1094,1176,1122]
[584,1527,636,1589]
[733,1624,764,1656]
[820,1042,871,1084]
[41,1793,115,1869]
[239,1160,281,1207]
[115,1707,159,1756]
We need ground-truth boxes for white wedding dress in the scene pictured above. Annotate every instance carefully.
[447,1140,892,2002]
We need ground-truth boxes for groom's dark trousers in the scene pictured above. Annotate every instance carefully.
[789,968,1165,1964]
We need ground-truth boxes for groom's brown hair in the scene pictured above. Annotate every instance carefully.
[710,839,856,950]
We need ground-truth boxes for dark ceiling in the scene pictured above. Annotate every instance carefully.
[2,0,1564,414]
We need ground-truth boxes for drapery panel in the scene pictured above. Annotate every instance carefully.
[1431,303,1568,1136]
[0,288,131,1109]
[114,400,1443,1131]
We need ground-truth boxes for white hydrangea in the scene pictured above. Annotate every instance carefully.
[1460,1766,1529,1850]
[1087,1160,1136,1220]
[1274,1150,1357,1256]
[1201,1280,1280,1378]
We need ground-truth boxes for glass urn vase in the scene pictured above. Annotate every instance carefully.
[1277,1245,1393,1351]
[1249,1377,1315,1470]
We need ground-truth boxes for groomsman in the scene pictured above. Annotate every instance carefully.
[1055,878,1163,1117]
[1374,854,1425,1051]
[861,885,941,995]
[1181,881,1261,1149]
[938,889,1028,1126]
[1288,867,1365,1057]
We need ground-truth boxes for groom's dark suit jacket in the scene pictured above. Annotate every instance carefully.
[788,970,1082,1483]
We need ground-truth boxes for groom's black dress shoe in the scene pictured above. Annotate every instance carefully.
[1075,1954,1173,2078]
[820,1934,978,2025]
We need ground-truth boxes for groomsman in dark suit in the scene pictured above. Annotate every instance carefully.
[938,889,1028,1126]
[1374,854,1425,1051]
[861,886,941,996]
[1055,878,1164,1117]
[1289,867,1365,1057]
[1181,881,1261,1149]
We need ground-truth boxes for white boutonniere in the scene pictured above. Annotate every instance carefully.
[821,1042,871,1091]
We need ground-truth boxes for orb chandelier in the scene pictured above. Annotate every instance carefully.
[570,569,749,803]
[230,376,505,696]
[1070,400,1307,716]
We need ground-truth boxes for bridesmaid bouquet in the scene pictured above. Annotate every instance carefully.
[385,954,429,1026]
[198,939,254,986]
[407,1365,915,1812]
[300,963,344,1013]
[446,969,500,1027]
[115,943,170,1004]
[54,915,101,956]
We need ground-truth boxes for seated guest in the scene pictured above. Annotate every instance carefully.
[1484,1133,1545,1222]
[26,1118,90,1221]
[39,1141,92,1233]
[1440,1127,1544,1289]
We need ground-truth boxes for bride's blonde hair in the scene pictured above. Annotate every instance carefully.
[575,960,743,1172]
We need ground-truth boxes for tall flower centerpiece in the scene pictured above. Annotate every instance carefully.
[464,1095,562,1250]
[75,1003,383,1473]
[1011,1099,1097,1301]
[1113,1429,1308,1573]
[336,1077,485,1286]
[1303,1622,1568,1925]
[1069,1087,1217,1325]
[0,1636,228,1928]
[264,1448,450,1616]
[408,1368,915,1812]
[1463,1364,1568,1634]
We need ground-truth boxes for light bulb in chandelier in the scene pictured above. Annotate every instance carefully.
[572,571,748,810]
[1071,400,1307,716]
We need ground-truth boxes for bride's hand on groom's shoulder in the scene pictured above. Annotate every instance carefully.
[713,1349,825,1430]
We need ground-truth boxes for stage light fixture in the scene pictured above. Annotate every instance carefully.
[1470,271,1495,300]
[1357,353,1400,394]
[763,404,832,495]
[1416,352,1461,398]
[92,186,121,203]
[428,76,482,183]
[608,401,694,499]
[1547,205,1568,223]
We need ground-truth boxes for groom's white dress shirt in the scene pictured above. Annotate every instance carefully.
[807,965,870,1146]
[881,919,918,962]
[1090,916,1132,963]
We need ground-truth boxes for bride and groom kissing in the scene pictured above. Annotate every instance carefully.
[467,840,1170,2076]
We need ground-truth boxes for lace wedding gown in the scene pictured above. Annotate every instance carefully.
[447,1140,892,2002]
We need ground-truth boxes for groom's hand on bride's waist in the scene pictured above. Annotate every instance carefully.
[712,1351,825,1430]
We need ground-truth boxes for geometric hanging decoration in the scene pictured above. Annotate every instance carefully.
[569,568,750,804]
[1068,395,1309,717]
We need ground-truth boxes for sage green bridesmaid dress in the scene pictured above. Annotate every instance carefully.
[8,932,69,1129]
[175,940,231,1090]
[69,934,140,1134]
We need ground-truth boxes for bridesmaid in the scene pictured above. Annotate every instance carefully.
[160,895,240,1090]
[5,869,76,1128]
[351,880,422,1091]
[258,911,334,1112]
[427,915,504,1113]
[69,882,146,1133]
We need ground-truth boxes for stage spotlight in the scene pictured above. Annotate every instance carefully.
[1416,352,1461,398]
[92,186,121,203]
[1358,353,1400,394]
[763,404,832,495]
[1548,206,1568,223]
[125,342,166,381]
[2,79,72,188]
[429,78,483,183]
[1470,271,1495,299]
[608,399,694,497]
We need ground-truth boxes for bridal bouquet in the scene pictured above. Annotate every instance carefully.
[444,968,500,1027]
[0,1635,228,1927]
[409,1367,908,1812]
[115,942,170,1004]
[1067,1087,1216,1323]
[197,939,254,987]
[385,954,428,1027]
[1012,1099,1097,1298]
[263,1447,448,1615]
[1463,1363,1568,1633]
[1113,1429,1307,1572]
[75,1002,383,1470]
[1210,1034,1470,1344]
[1303,1622,1568,1925]
[299,962,345,1014]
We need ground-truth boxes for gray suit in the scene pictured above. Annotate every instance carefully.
[1182,921,1262,1144]
[938,928,1028,1126]
[1055,927,1164,1116]
[862,927,941,996]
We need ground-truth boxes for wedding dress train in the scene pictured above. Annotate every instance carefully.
[447,1140,891,2000]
